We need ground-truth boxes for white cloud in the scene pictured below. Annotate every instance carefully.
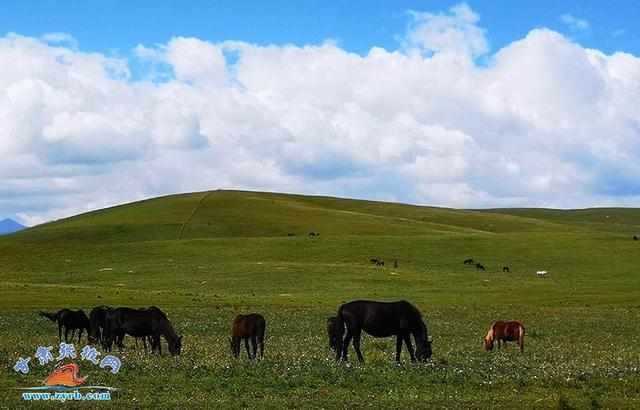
[1,4,640,225]
[404,2,489,58]
[560,14,590,31]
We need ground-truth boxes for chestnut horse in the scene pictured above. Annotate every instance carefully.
[230,313,266,360]
[483,320,525,352]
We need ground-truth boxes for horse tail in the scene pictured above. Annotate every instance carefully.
[39,311,59,322]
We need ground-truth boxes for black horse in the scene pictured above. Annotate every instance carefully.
[334,300,433,363]
[502,266,510,273]
[103,307,182,355]
[40,309,90,343]
[463,258,474,265]
[88,305,112,345]
[476,263,486,271]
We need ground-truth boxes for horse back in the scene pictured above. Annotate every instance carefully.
[493,320,524,341]
[232,313,265,337]
[339,300,423,337]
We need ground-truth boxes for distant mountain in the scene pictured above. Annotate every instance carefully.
[0,218,26,235]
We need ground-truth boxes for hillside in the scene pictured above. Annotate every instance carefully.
[9,190,624,244]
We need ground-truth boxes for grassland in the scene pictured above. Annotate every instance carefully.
[1,190,639,409]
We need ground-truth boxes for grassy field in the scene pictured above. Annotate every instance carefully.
[1,190,639,409]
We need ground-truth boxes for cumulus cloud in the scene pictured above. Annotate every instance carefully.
[1,4,640,224]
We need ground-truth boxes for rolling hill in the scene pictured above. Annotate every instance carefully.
[11,189,629,243]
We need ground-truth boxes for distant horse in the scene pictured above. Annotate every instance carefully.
[40,309,90,343]
[88,305,112,345]
[230,313,266,360]
[463,258,474,265]
[484,320,525,353]
[502,266,510,273]
[376,260,385,266]
[103,307,182,355]
[370,258,379,264]
[327,316,341,351]
[334,300,432,363]
[308,232,320,237]
[476,263,486,271]
[634,235,638,241]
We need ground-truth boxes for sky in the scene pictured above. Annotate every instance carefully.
[1,1,640,225]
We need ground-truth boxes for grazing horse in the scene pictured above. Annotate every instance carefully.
[230,313,266,360]
[484,320,525,353]
[88,305,112,345]
[335,300,433,363]
[502,266,510,273]
[103,307,182,355]
[476,263,486,271]
[40,309,90,343]
[463,258,474,265]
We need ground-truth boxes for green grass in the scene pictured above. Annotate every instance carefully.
[1,190,639,408]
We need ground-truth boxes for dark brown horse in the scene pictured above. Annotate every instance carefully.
[334,300,432,363]
[230,313,266,360]
[484,320,525,352]
[40,309,90,343]
[88,305,112,345]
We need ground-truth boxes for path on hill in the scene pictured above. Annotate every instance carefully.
[178,191,213,239]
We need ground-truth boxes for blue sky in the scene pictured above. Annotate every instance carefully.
[1,2,640,224]
[2,1,638,58]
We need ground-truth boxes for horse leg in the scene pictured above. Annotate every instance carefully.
[340,331,352,361]
[352,328,364,363]
[244,338,251,359]
[64,327,70,343]
[403,334,416,362]
[251,336,258,360]
[395,335,403,362]
[77,328,83,343]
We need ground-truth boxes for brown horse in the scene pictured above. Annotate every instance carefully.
[230,313,266,360]
[483,320,525,352]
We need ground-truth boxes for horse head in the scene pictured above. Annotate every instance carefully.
[483,335,494,351]
[229,337,240,358]
[169,335,182,356]
[415,322,433,361]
